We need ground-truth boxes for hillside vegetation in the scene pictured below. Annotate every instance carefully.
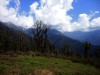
[0,55,100,75]
[0,21,100,75]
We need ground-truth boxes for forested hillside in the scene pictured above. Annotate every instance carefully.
[0,22,34,53]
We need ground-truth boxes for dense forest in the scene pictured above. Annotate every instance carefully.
[0,21,100,58]
[0,21,34,53]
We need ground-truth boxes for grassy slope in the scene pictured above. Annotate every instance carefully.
[0,55,100,75]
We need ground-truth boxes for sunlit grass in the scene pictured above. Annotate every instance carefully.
[0,55,100,75]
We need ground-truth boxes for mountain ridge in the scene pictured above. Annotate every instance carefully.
[1,21,100,56]
[64,30,100,45]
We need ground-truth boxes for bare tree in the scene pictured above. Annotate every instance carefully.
[62,42,71,56]
[32,20,50,54]
[83,42,91,58]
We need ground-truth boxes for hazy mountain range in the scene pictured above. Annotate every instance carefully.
[4,21,100,45]
[0,21,100,55]
[64,30,100,45]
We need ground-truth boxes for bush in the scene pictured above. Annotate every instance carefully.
[0,66,6,72]
[55,72,62,75]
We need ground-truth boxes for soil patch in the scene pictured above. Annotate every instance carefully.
[31,68,54,75]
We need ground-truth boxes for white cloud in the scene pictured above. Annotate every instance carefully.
[0,0,34,28]
[30,0,73,31]
[30,0,100,32]
[17,15,34,27]
[90,17,100,29]
[0,0,100,32]
[71,13,100,31]
[30,2,39,14]
[71,14,90,31]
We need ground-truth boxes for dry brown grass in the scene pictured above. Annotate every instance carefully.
[30,68,54,75]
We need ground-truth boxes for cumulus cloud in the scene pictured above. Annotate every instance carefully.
[71,13,90,31]
[30,0,100,32]
[0,0,34,28]
[90,17,100,29]
[71,13,100,31]
[30,0,73,31]
[0,0,100,32]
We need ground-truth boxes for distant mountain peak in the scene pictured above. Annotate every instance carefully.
[64,30,100,45]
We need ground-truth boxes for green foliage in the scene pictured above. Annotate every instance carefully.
[95,48,100,58]
[62,42,72,56]
[0,22,35,53]
[55,72,62,75]
[0,65,8,72]
[83,42,91,50]
[0,55,100,75]
[83,42,91,58]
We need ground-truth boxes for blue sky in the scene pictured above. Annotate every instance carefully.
[68,0,100,21]
[18,0,100,20]
[16,0,100,19]
[18,0,100,12]
[0,0,100,32]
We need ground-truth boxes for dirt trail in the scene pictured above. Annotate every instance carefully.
[30,68,54,75]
